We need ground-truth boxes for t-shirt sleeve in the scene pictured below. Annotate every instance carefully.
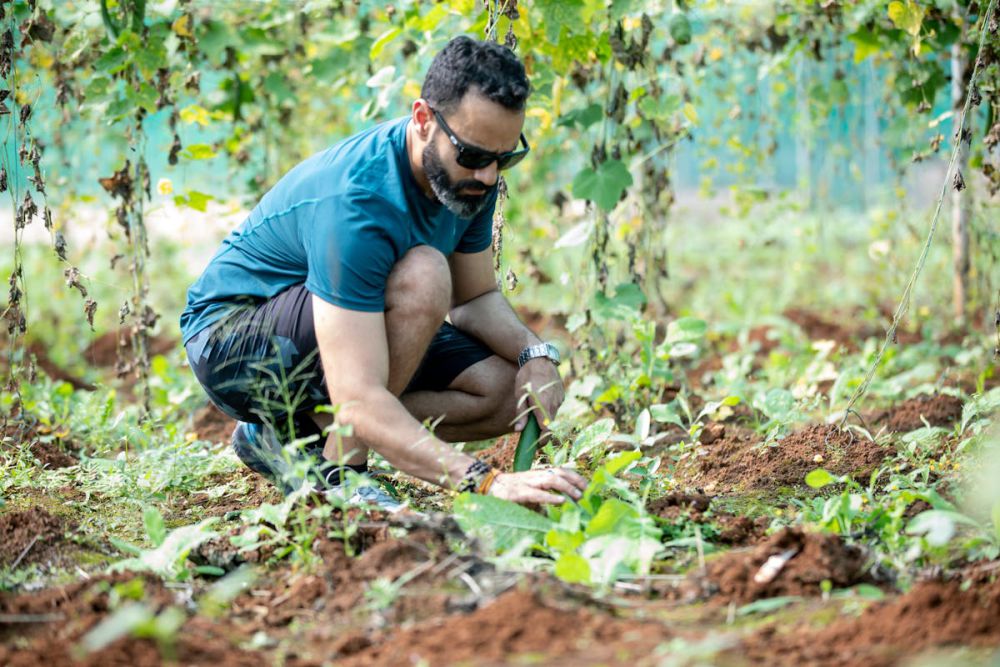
[304,191,406,312]
[454,187,498,254]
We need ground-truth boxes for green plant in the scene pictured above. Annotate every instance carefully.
[110,506,219,580]
[454,450,662,587]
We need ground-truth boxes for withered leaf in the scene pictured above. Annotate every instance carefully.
[98,161,133,200]
[168,134,182,165]
[23,12,56,44]
[505,268,518,291]
[18,103,31,127]
[53,231,67,260]
[64,266,87,297]
[84,299,97,330]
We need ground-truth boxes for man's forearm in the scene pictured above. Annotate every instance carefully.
[335,385,477,488]
[449,289,540,362]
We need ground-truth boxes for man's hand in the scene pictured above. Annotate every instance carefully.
[513,358,565,432]
[489,467,587,505]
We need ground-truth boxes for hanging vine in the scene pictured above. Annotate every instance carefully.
[2,1,93,404]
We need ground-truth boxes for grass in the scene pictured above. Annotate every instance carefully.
[1,200,998,664]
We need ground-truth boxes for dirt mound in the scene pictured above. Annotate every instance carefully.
[1,420,78,469]
[477,434,517,470]
[740,564,1000,666]
[690,527,871,605]
[871,393,964,433]
[83,330,177,369]
[649,492,712,519]
[0,573,266,666]
[783,308,863,349]
[649,492,768,546]
[678,423,890,493]
[337,586,668,666]
[192,403,237,444]
[0,508,68,567]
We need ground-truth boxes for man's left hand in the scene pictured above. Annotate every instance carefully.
[513,358,564,432]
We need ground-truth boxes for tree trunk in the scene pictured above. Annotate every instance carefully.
[951,42,972,325]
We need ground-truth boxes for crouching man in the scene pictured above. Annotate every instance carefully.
[180,36,586,510]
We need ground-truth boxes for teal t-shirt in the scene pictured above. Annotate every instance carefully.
[180,117,497,344]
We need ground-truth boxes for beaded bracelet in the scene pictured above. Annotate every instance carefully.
[458,459,492,494]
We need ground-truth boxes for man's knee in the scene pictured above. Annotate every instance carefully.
[453,356,519,425]
[385,245,451,322]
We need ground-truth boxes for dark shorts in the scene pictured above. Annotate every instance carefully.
[185,284,494,433]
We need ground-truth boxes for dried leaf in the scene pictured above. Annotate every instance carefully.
[64,267,88,297]
[54,232,67,260]
[98,161,133,200]
[84,299,97,330]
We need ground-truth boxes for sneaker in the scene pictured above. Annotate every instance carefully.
[231,421,326,495]
[324,476,406,513]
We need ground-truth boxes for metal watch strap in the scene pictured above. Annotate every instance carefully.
[517,342,560,368]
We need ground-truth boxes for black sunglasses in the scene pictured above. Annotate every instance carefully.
[430,107,530,171]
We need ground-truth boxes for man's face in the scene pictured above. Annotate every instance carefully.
[422,93,525,219]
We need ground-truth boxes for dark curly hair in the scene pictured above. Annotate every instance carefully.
[421,36,530,115]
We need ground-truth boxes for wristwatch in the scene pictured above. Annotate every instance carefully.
[517,342,561,368]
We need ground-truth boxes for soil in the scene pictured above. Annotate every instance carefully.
[739,562,1000,666]
[0,508,69,568]
[191,402,237,445]
[0,573,268,667]
[648,492,768,547]
[1,420,78,469]
[477,434,518,471]
[83,330,177,369]
[676,423,890,493]
[26,341,95,391]
[783,307,866,350]
[684,527,872,605]
[870,393,965,433]
[337,585,669,667]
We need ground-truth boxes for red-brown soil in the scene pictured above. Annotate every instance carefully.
[83,330,177,369]
[675,423,891,493]
[26,341,95,391]
[0,573,267,667]
[649,492,768,546]
[1,420,78,469]
[191,402,237,445]
[783,308,866,350]
[337,586,669,667]
[739,562,1000,666]
[685,527,872,605]
[0,508,69,568]
[870,393,965,433]
[477,433,518,471]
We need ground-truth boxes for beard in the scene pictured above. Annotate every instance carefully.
[422,142,491,219]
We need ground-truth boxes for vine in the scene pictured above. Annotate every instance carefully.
[2,1,92,402]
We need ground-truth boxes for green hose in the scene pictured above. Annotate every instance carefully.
[512,413,541,472]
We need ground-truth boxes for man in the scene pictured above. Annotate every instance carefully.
[181,37,586,509]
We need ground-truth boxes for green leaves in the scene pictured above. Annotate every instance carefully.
[592,282,646,322]
[805,468,838,489]
[453,493,554,552]
[572,159,633,211]
[454,450,659,588]
[111,508,219,580]
[887,1,924,37]
[537,0,586,44]
[669,14,692,46]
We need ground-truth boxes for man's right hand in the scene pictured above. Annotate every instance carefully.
[489,467,587,505]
